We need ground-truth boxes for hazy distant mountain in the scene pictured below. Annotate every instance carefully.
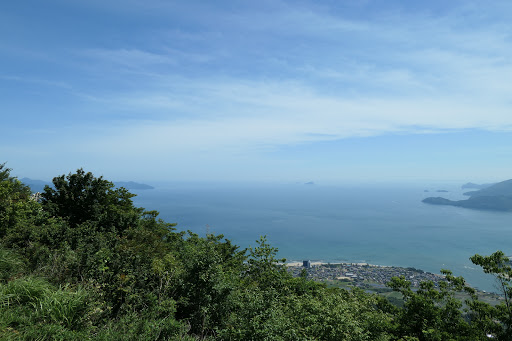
[462,179,512,198]
[423,196,512,211]
[21,178,51,193]
[423,179,512,211]
[461,182,494,190]
[114,181,154,190]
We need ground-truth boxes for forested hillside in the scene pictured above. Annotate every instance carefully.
[423,179,512,211]
[1,163,512,340]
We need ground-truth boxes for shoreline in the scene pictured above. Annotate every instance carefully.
[286,260,395,269]
[284,261,500,295]
[285,261,503,306]
[285,260,447,288]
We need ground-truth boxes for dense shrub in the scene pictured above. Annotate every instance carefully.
[1,165,511,340]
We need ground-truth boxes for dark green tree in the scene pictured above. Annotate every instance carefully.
[467,251,512,339]
[387,270,481,340]
[41,169,141,231]
[172,232,246,337]
[244,235,287,287]
[0,163,33,238]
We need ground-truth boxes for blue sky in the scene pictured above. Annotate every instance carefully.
[2,0,512,183]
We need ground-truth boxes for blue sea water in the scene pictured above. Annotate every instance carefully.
[131,183,512,293]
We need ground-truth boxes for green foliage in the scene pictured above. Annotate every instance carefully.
[0,273,90,339]
[285,288,392,341]
[4,165,512,340]
[41,168,141,231]
[0,163,33,239]
[467,251,512,339]
[0,247,24,283]
[385,253,512,340]
[0,276,51,307]
[219,237,393,340]
[172,232,245,337]
[387,271,477,340]
[94,310,194,341]
[245,235,287,287]
[220,278,393,340]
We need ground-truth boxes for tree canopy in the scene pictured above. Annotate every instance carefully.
[1,165,512,340]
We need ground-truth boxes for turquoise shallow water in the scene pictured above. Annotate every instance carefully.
[132,183,512,293]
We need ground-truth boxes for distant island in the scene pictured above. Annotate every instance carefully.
[114,181,154,190]
[423,179,512,211]
[436,190,449,193]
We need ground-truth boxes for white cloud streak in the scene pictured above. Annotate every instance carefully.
[84,76,512,159]
[6,0,512,180]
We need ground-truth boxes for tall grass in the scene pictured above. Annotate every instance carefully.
[0,276,51,307]
[36,285,89,329]
[0,246,24,282]
[0,276,90,338]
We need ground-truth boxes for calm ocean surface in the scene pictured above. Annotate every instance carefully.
[131,183,512,292]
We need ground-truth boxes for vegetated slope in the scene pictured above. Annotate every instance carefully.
[463,179,512,197]
[423,179,512,211]
[461,182,495,190]
[2,163,512,340]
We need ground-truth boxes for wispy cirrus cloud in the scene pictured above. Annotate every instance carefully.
[83,76,512,158]
[81,48,176,68]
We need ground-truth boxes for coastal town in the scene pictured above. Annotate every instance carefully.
[286,261,446,288]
